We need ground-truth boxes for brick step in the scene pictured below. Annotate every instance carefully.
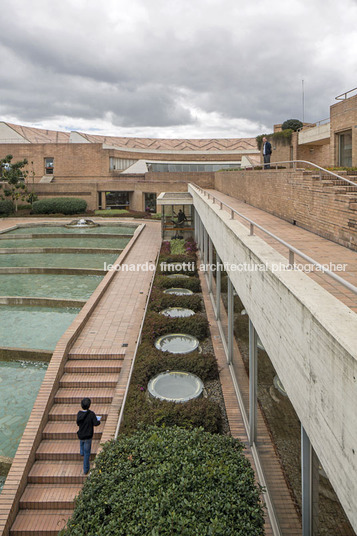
[54,387,114,404]
[28,461,86,484]
[48,403,110,421]
[10,509,73,535]
[43,421,102,440]
[64,359,122,373]
[36,439,99,461]
[19,484,81,510]
[67,349,126,360]
[59,372,119,388]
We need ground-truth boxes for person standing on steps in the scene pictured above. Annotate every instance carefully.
[77,397,101,475]
[262,136,272,169]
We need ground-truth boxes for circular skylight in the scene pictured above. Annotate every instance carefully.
[163,288,193,296]
[148,371,204,402]
[154,333,199,354]
[160,307,195,318]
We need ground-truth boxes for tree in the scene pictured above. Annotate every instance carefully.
[281,118,303,131]
[0,154,34,211]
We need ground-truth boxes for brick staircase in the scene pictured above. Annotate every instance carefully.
[9,352,124,536]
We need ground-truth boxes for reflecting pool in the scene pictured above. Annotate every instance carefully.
[0,237,129,249]
[0,252,119,269]
[0,360,48,459]
[5,225,136,235]
[0,274,103,300]
[0,306,80,351]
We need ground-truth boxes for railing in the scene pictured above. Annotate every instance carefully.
[192,184,357,296]
[297,118,330,131]
[335,87,357,100]
[255,159,357,187]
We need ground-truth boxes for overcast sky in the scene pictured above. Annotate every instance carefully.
[1,0,356,139]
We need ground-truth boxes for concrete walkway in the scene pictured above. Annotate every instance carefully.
[207,190,357,312]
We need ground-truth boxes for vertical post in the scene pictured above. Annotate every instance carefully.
[162,205,165,239]
[216,253,221,321]
[227,278,234,364]
[301,426,312,536]
[249,320,258,445]
[200,220,204,256]
[208,236,213,293]
[193,209,197,243]
[203,227,208,270]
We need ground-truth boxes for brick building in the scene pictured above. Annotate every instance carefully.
[0,122,259,212]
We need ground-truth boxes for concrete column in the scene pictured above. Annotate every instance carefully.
[228,277,234,364]
[216,253,221,321]
[194,209,198,243]
[101,191,106,210]
[203,227,208,270]
[301,426,319,536]
[208,236,213,293]
[249,319,258,445]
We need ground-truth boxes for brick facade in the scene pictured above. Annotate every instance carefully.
[214,169,357,250]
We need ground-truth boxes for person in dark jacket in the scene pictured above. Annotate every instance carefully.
[77,397,101,474]
[262,137,272,169]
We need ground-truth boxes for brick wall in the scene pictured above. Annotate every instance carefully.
[330,94,357,166]
[214,169,357,250]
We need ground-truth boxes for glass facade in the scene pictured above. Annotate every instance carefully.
[148,162,241,173]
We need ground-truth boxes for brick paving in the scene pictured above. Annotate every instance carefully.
[206,189,357,312]
[0,219,161,536]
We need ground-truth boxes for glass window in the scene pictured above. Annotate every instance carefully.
[44,157,54,175]
[105,191,130,209]
[338,130,352,167]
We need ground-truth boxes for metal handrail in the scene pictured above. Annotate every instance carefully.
[297,118,330,131]
[256,159,357,187]
[335,87,357,100]
[191,184,357,296]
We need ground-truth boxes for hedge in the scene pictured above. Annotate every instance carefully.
[142,311,209,341]
[61,426,264,536]
[0,199,14,216]
[32,197,87,215]
[121,338,220,435]
[149,287,203,312]
[154,274,202,292]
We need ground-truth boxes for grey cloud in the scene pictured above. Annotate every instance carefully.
[0,0,357,134]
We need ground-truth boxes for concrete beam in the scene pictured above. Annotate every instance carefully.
[189,184,357,530]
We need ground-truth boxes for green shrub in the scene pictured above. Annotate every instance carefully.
[281,118,303,131]
[94,209,129,216]
[170,238,186,254]
[122,391,222,435]
[155,274,201,292]
[149,287,203,312]
[0,199,14,216]
[61,426,264,536]
[32,197,87,215]
[133,341,218,384]
[142,311,209,341]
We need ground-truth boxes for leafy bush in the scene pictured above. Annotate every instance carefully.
[32,197,87,215]
[142,311,209,341]
[132,341,219,385]
[149,287,203,312]
[94,209,129,216]
[0,199,14,216]
[61,426,264,536]
[281,118,303,131]
[155,275,201,293]
[170,238,186,254]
